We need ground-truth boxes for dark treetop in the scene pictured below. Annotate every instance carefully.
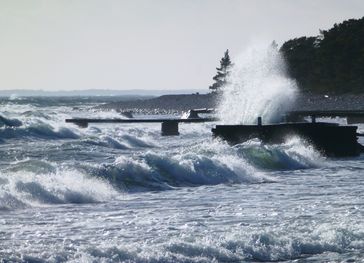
[280,16,364,94]
[209,49,233,93]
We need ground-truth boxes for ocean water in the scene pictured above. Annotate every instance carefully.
[0,96,363,263]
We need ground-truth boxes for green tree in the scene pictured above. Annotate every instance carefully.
[209,49,233,92]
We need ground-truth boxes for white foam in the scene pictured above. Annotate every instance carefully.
[218,44,298,124]
[0,168,118,209]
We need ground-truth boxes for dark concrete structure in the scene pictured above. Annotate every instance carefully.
[212,122,364,157]
[65,117,217,136]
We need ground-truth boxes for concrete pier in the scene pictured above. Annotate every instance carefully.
[212,122,364,157]
[65,117,217,136]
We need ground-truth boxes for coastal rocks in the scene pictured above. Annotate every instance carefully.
[97,93,217,114]
[295,94,364,111]
[98,93,364,114]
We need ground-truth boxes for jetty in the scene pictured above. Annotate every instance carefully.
[65,109,217,135]
[66,108,364,157]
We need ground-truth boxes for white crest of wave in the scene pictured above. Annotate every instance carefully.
[0,168,118,209]
[218,44,298,124]
[111,139,271,190]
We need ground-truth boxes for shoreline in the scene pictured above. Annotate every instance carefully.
[97,93,364,114]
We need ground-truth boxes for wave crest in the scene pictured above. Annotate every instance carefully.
[0,165,117,209]
[0,115,22,127]
[0,123,79,140]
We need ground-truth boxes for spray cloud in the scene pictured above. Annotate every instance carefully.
[218,44,298,124]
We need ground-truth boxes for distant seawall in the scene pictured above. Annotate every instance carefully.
[98,93,364,114]
[97,93,217,114]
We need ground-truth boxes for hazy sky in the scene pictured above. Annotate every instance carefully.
[0,0,363,91]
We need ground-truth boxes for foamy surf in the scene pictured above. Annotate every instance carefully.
[0,134,324,211]
[0,166,118,210]
[0,53,362,262]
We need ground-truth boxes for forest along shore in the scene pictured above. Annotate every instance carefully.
[97,93,364,115]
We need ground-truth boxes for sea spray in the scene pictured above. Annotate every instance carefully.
[218,44,298,124]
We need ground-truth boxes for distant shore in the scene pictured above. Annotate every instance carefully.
[97,93,217,114]
[97,93,364,114]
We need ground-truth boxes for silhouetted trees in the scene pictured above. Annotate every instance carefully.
[280,16,364,94]
[209,49,233,93]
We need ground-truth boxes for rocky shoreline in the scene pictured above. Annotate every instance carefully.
[97,93,364,114]
[97,93,217,114]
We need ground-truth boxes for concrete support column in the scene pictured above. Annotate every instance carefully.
[161,121,179,136]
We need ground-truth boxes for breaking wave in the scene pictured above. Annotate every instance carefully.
[0,162,117,210]
[78,138,322,192]
[0,122,79,140]
[238,137,324,170]
[0,136,323,210]
[0,115,22,127]
[79,153,267,192]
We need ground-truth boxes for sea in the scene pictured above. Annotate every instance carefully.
[0,95,363,263]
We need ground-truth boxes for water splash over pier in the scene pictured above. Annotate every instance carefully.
[218,44,298,124]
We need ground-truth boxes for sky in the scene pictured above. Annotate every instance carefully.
[0,0,363,92]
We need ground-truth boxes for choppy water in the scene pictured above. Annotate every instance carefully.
[0,96,363,262]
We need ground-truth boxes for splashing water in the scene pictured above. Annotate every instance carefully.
[218,44,298,124]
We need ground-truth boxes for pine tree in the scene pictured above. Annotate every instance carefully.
[209,49,233,92]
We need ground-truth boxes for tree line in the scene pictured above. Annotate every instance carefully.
[210,16,364,94]
[280,16,364,94]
